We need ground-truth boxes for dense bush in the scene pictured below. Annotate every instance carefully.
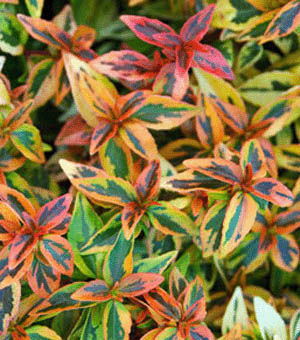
[0,0,300,339]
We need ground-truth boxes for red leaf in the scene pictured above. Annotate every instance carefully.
[120,15,177,48]
[89,120,118,155]
[35,194,72,230]
[180,4,215,42]
[192,44,234,80]
[71,279,111,302]
[248,178,294,207]
[121,202,144,240]
[135,160,161,202]
[8,233,37,270]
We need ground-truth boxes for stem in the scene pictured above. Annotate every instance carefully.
[213,254,230,292]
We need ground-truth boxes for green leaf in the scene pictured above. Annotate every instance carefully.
[147,201,197,237]
[103,300,131,340]
[237,41,263,72]
[103,230,134,286]
[10,123,45,163]
[80,308,104,340]
[0,13,28,55]
[26,325,62,340]
[133,251,178,274]
[25,0,44,18]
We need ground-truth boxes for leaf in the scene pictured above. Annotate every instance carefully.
[60,160,137,207]
[162,169,228,193]
[239,71,300,106]
[10,123,45,164]
[0,13,28,56]
[240,139,266,180]
[26,325,62,340]
[237,41,263,71]
[120,121,158,159]
[131,94,198,130]
[144,287,181,321]
[4,100,33,131]
[103,300,132,340]
[275,209,300,234]
[154,327,178,340]
[68,193,102,250]
[271,234,299,272]
[183,158,242,185]
[201,201,227,258]
[79,212,120,255]
[290,309,300,340]
[135,160,160,202]
[36,194,72,229]
[28,256,60,298]
[212,0,262,31]
[120,15,177,48]
[78,72,117,120]
[90,50,156,83]
[248,178,294,207]
[190,325,214,340]
[147,201,196,236]
[193,68,245,110]
[260,0,300,43]
[196,94,224,149]
[133,251,177,274]
[211,99,249,134]
[117,273,164,297]
[227,232,267,274]
[254,296,287,340]
[89,120,117,155]
[0,281,20,335]
[63,52,116,128]
[8,233,37,269]
[192,45,234,80]
[103,230,134,286]
[25,58,56,110]
[0,246,33,289]
[222,286,249,335]
[78,307,103,340]
[25,0,44,18]
[17,15,71,50]
[99,137,134,181]
[121,201,144,240]
[0,184,36,218]
[71,279,111,302]
[180,4,215,41]
[153,62,189,100]
[237,10,277,42]
[221,192,258,257]
[55,114,91,146]
[39,234,73,276]
[31,282,97,315]
[183,277,206,322]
